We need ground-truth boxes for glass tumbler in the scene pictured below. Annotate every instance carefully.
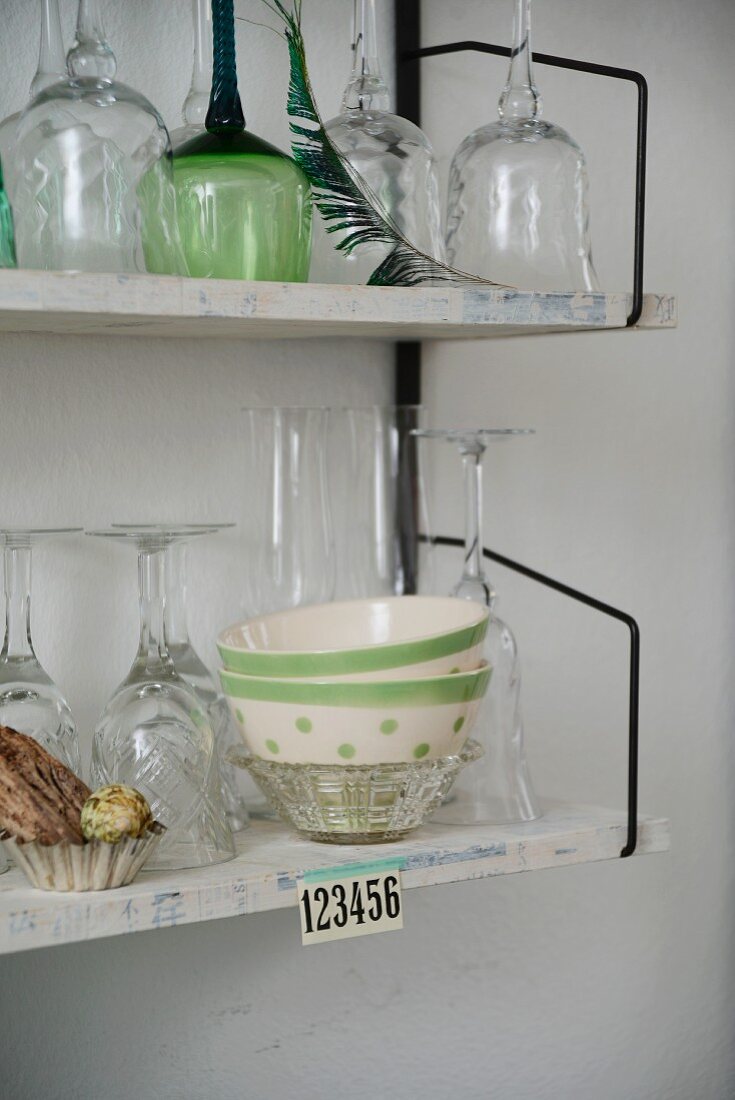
[89,528,235,871]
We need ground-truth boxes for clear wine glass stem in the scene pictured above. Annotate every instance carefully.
[342,0,390,111]
[30,0,67,98]
[183,0,213,128]
[136,546,171,676]
[2,543,34,661]
[498,0,541,123]
[163,541,189,648]
[454,444,495,606]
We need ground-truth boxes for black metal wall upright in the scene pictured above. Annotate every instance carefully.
[394,0,422,406]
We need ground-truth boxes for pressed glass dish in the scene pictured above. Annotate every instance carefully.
[227,740,482,844]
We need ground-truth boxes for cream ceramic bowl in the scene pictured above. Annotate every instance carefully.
[217,596,489,681]
[219,662,491,765]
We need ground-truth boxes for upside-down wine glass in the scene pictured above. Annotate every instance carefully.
[89,528,235,870]
[309,0,445,284]
[0,0,67,202]
[172,0,311,280]
[0,529,81,773]
[12,0,187,275]
[414,429,540,825]
[445,0,598,291]
[112,523,250,833]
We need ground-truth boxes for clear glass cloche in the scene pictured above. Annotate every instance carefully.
[309,0,445,285]
[11,0,187,275]
[445,0,598,292]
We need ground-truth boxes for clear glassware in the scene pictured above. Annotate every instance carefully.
[445,0,598,292]
[11,0,187,275]
[0,529,81,774]
[243,407,335,617]
[0,0,67,203]
[0,158,16,269]
[170,0,212,151]
[88,528,235,871]
[309,0,445,285]
[331,406,434,599]
[228,740,482,845]
[112,523,250,834]
[172,0,311,281]
[414,429,541,825]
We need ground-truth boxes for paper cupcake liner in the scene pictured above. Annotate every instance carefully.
[1,823,166,892]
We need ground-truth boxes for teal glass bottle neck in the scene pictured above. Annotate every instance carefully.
[206,0,245,133]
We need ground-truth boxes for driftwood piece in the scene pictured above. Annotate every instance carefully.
[0,727,90,845]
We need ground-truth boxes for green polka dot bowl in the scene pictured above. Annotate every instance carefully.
[219,662,491,765]
[217,596,489,681]
[226,740,483,844]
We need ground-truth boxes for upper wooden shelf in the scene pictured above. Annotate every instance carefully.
[0,803,668,955]
[0,270,676,341]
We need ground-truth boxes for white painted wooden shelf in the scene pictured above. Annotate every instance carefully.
[0,269,676,341]
[0,803,669,955]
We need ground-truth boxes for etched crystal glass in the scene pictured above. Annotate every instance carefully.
[0,0,67,203]
[228,740,482,844]
[170,0,212,151]
[445,0,598,291]
[161,526,250,834]
[331,406,434,598]
[89,528,235,870]
[12,0,187,275]
[172,0,311,280]
[0,529,81,773]
[243,407,335,617]
[414,429,541,825]
[309,0,445,284]
[0,159,16,269]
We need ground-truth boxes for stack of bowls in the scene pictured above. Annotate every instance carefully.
[217,596,491,843]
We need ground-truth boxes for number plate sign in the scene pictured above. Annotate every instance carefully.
[297,858,404,946]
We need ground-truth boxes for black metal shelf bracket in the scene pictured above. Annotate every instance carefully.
[429,535,640,858]
[395,4,643,857]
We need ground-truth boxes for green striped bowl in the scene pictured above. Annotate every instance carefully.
[217,596,489,681]
[219,662,491,765]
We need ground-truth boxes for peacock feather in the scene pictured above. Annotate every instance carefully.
[262,0,503,288]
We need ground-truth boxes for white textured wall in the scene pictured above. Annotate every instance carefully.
[0,1,732,1099]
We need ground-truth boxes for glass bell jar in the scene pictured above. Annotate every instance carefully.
[445,0,598,291]
[172,0,311,281]
[0,0,67,203]
[11,0,187,275]
[310,0,445,284]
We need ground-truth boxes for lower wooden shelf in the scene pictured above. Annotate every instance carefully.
[0,803,669,956]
